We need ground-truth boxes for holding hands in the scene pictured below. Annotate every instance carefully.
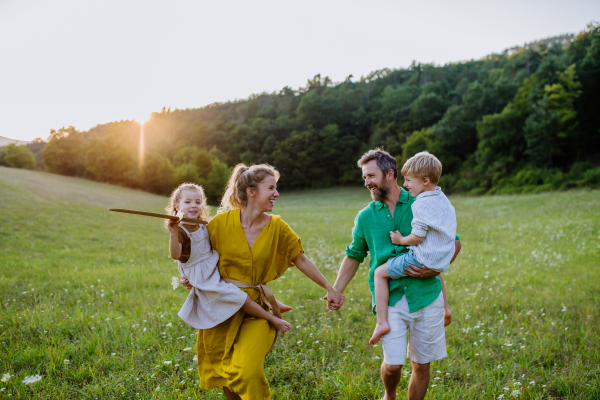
[325,287,345,311]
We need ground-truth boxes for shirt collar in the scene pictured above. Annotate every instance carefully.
[374,187,411,210]
[417,186,442,199]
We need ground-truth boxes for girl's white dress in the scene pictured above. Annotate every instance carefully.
[177,224,247,329]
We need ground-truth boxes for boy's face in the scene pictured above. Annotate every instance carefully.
[402,175,430,197]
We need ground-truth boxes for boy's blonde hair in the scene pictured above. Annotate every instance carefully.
[220,163,279,211]
[165,183,210,227]
[401,151,442,184]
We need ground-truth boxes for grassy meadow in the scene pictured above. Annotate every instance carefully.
[1,166,599,399]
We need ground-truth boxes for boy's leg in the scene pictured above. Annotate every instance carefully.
[370,263,392,345]
[241,295,292,334]
[439,274,451,327]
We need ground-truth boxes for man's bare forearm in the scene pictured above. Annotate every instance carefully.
[333,256,360,293]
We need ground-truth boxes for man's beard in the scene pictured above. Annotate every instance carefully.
[368,181,390,202]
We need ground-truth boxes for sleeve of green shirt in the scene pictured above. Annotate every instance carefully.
[345,214,368,263]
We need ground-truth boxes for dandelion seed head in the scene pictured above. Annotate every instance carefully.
[171,277,180,290]
[22,375,42,384]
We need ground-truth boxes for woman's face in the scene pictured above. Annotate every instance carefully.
[248,175,279,212]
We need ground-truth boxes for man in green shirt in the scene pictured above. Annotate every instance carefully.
[332,149,461,400]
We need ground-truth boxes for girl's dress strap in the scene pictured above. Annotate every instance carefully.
[179,224,191,236]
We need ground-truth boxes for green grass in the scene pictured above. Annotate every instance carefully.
[1,166,599,399]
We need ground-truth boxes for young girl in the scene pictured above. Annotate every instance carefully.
[166,183,292,333]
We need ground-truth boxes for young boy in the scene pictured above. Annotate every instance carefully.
[369,151,457,345]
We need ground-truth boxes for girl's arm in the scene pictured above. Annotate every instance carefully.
[168,220,182,260]
[293,253,344,310]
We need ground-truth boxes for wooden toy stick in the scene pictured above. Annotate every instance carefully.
[108,209,208,226]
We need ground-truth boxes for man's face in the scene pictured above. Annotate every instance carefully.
[362,160,391,202]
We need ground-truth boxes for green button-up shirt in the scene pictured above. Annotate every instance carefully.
[345,187,443,313]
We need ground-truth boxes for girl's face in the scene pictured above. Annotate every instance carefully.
[249,175,279,212]
[176,189,203,219]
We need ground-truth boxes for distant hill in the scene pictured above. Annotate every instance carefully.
[0,136,32,147]
[504,33,576,55]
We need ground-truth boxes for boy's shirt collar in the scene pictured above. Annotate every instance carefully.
[416,186,442,199]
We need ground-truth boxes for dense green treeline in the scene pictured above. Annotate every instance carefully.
[3,25,599,200]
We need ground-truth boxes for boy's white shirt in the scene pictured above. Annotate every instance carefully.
[410,186,457,272]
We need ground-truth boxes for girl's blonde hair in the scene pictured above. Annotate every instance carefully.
[165,183,210,227]
[220,163,280,211]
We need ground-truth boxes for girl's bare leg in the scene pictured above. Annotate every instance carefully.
[277,300,292,313]
[440,274,451,327]
[241,296,292,334]
[223,387,241,400]
[369,263,391,345]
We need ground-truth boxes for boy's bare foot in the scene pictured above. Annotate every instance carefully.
[273,318,292,336]
[369,323,390,345]
[444,307,452,327]
[277,300,292,313]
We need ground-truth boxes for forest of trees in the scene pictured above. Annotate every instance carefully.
[2,24,599,201]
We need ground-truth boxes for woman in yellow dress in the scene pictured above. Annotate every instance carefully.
[182,163,344,400]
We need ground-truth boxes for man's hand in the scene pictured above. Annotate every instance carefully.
[390,230,403,245]
[324,289,345,311]
[180,276,193,290]
[404,264,440,278]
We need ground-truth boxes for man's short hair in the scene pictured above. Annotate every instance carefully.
[357,148,397,179]
[401,151,442,184]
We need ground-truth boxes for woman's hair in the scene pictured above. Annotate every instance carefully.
[220,163,280,211]
[165,183,210,227]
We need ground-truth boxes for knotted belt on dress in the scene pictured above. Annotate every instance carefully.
[222,279,282,319]
[221,278,283,351]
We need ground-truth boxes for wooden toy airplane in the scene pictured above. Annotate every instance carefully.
[108,209,208,226]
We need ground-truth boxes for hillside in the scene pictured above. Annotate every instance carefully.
[16,24,600,199]
[0,135,31,147]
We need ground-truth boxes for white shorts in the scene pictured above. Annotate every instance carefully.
[381,292,446,365]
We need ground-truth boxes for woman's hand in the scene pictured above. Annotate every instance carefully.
[180,276,193,290]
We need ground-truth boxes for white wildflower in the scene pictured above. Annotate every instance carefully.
[165,323,172,327]
[374,356,380,359]
[1,373,12,382]
[63,360,70,365]
[514,381,521,386]
[529,381,535,385]
[22,375,42,384]
[171,277,180,290]
[511,389,521,396]
[297,341,303,344]
[183,348,192,351]
[498,395,505,399]
[163,361,172,365]
[192,355,197,362]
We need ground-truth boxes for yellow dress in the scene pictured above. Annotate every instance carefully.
[197,209,303,400]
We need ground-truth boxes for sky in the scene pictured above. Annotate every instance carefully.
[0,0,598,142]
